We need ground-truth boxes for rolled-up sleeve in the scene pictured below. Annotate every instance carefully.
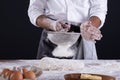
[89,0,108,28]
[28,0,46,26]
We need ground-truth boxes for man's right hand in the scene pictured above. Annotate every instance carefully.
[47,19,71,32]
[36,15,70,32]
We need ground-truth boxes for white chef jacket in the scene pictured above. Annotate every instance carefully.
[28,0,108,60]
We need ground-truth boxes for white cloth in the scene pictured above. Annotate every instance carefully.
[82,38,98,60]
[28,0,108,60]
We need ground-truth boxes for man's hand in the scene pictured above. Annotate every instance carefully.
[80,21,103,43]
[49,20,70,32]
[36,15,70,32]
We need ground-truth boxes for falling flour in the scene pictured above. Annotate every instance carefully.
[52,44,75,57]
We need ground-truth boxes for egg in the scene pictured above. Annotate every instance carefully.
[0,66,39,80]
[0,68,10,78]
[23,68,28,73]
[23,71,36,79]
[10,71,23,80]
[6,70,14,79]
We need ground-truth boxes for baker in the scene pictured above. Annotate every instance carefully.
[28,0,108,59]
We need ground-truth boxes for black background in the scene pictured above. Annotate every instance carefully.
[0,0,120,59]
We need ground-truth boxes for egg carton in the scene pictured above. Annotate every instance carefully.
[0,65,42,80]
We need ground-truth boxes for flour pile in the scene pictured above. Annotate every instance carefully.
[38,57,84,71]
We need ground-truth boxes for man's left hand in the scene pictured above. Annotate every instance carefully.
[80,21,103,43]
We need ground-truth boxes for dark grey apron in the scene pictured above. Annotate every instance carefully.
[36,25,81,59]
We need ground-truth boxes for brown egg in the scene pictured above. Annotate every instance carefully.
[0,68,10,77]
[10,71,23,80]
[24,71,36,79]
[6,70,14,79]
[23,68,28,73]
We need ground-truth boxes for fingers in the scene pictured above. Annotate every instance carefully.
[59,22,71,31]
[80,22,91,40]
[91,33,103,41]
[56,22,63,31]
[80,21,103,42]
[49,20,63,31]
[88,26,102,40]
[49,19,71,32]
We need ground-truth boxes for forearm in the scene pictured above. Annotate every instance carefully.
[36,15,66,31]
[36,15,52,30]
[89,0,107,28]
[89,16,101,28]
[28,0,47,26]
